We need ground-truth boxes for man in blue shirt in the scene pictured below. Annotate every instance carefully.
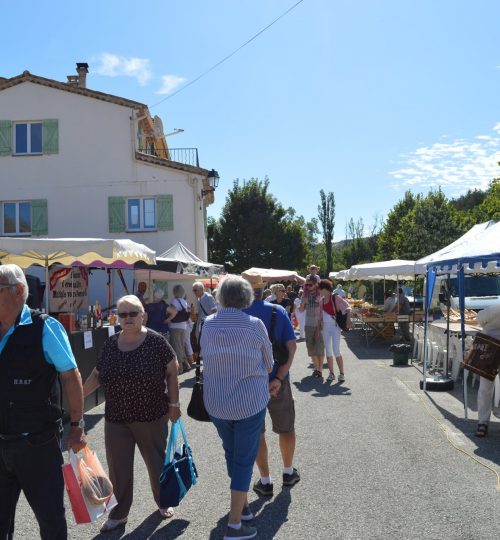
[0,264,86,540]
[243,276,299,497]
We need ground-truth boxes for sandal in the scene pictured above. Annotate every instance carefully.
[159,507,174,519]
[100,517,127,532]
[475,424,488,438]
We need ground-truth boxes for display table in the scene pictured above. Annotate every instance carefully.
[429,320,481,336]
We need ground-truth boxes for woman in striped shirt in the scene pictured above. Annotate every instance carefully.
[201,276,274,540]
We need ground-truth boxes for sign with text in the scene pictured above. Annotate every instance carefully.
[49,267,89,313]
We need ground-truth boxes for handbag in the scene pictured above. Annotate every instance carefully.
[333,294,349,331]
[62,447,117,524]
[187,356,211,422]
[268,306,289,365]
[170,299,191,323]
[159,419,198,508]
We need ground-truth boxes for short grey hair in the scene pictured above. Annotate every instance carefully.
[216,276,253,309]
[0,264,29,302]
[192,282,204,291]
[173,284,185,298]
[117,294,144,313]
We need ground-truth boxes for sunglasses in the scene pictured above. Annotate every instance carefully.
[118,311,140,319]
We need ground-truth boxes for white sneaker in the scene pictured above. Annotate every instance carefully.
[338,373,345,383]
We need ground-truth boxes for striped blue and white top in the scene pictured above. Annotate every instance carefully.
[200,308,274,420]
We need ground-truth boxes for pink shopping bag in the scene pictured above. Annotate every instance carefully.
[62,447,117,524]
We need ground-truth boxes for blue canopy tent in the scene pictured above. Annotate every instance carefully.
[417,221,500,414]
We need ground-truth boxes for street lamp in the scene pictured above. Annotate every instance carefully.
[201,169,220,197]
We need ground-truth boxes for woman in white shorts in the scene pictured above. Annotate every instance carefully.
[318,279,352,383]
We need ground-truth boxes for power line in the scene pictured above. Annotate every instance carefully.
[150,0,305,107]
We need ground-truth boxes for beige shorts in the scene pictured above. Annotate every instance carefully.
[305,326,324,356]
[262,378,295,434]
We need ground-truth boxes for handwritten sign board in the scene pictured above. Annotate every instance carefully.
[49,268,89,313]
[461,332,500,381]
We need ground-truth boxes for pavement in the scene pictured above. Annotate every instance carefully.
[14,328,500,539]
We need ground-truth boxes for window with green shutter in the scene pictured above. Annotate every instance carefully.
[31,199,48,236]
[0,121,12,156]
[108,197,126,233]
[42,119,59,154]
[157,194,173,231]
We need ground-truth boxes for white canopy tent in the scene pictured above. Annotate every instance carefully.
[157,241,223,276]
[346,259,426,281]
[417,221,500,274]
[241,267,306,285]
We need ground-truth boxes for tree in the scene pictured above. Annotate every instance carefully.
[393,190,462,259]
[208,177,309,273]
[377,191,417,260]
[317,190,335,275]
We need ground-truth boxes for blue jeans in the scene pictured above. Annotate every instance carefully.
[210,408,266,492]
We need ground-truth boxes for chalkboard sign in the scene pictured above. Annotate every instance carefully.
[461,332,500,381]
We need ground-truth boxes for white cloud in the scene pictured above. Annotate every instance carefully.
[94,53,152,86]
[389,125,500,194]
[155,74,187,95]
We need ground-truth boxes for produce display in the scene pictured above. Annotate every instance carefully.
[441,305,477,324]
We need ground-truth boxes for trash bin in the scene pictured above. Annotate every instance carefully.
[389,343,412,366]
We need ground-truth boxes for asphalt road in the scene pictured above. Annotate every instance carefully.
[14,329,500,539]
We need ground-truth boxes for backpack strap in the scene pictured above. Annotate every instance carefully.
[268,306,278,342]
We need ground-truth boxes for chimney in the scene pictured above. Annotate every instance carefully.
[76,63,89,88]
[67,62,89,88]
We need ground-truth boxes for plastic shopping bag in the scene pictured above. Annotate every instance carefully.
[62,446,117,524]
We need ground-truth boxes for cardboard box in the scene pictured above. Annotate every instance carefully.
[59,313,76,333]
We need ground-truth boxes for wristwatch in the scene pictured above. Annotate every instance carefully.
[70,419,85,429]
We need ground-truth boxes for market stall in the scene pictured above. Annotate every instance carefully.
[0,237,156,412]
[241,267,306,284]
[417,220,500,404]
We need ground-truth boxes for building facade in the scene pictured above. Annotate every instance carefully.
[0,63,216,261]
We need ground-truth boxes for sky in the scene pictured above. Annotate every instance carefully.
[2,0,500,240]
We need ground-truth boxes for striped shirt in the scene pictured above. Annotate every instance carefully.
[200,308,274,420]
[304,293,322,327]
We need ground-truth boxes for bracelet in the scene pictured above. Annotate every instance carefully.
[168,402,181,408]
[274,376,283,384]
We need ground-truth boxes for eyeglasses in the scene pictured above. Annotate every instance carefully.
[278,289,286,293]
[118,311,140,319]
[0,283,17,290]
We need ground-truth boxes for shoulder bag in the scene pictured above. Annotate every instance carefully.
[170,299,190,323]
[268,306,289,365]
[187,324,211,422]
[159,419,198,508]
[333,294,349,331]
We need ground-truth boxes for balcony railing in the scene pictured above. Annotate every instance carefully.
[137,146,199,167]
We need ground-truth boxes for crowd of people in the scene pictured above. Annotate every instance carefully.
[0,262,434,540]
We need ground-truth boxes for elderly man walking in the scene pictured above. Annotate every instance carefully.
[0,264,86,540]
[243,277,299,497]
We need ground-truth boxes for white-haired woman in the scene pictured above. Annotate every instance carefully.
[167,284,192,373]
[201,276,274,540]
[83,294,180,532]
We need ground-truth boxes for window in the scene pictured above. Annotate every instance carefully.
[127,198,156,231]
[3,201,31,235]
[14,122,43,154]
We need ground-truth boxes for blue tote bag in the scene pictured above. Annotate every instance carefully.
[159,419,198,508]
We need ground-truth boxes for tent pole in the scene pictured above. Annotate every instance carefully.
[45,258,49,313]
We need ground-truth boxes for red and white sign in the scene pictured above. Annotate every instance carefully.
[49,267,88,312]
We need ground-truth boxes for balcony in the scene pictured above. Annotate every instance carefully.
[137,146,199,168]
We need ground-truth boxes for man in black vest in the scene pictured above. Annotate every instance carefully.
[0,264,86,540]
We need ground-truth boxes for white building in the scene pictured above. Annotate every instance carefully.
[0,63,217,261]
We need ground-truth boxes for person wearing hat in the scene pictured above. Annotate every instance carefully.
[243,276,300,498]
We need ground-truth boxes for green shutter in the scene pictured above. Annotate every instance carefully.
[157,194,173,231]
[108,197,125,232]
[31,199,48,236]
[203,203,208,237]
[0,121,12,156]
[42,119,59,154]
